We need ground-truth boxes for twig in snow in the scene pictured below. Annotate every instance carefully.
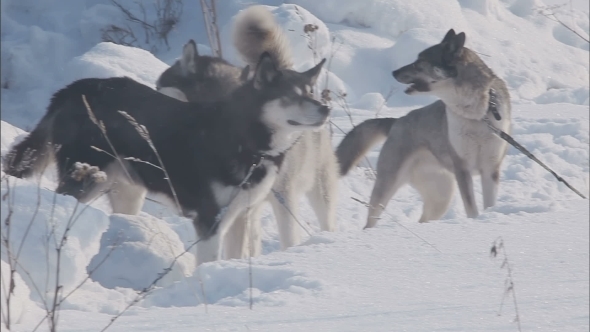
[490,237,522,332]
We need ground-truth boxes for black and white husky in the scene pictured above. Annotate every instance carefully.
[157,6,339,260]
[3,52,329,265]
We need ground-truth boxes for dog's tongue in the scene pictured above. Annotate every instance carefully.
[404,85,416,94]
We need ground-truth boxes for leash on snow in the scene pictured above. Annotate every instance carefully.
[484,91,586,199]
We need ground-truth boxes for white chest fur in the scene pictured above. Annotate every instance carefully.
[211,160,279,209]
[445,106,508,172]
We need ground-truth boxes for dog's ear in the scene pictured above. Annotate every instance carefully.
[180,39,199,75]
[254,52,280,89]
[452,32,466,50]
[442,31,465,64]
[441,29,456,44]
[239,65,251,82]
[303,58,326,86]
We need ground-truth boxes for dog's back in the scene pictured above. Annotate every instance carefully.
[157,53,244,102]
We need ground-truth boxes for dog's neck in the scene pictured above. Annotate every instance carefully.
[230,120,297,171]
[239,149,285,168]
[439,85,492,120]
[438,52,498,120]
[224,86,304,160]
[267,129,304,157]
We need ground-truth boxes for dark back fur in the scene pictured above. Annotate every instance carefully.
[157,56,245,102]
[47,77,278,235]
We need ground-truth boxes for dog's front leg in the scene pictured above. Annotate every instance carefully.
[268,185,301,249]
[452,161,479,218]
[195,198,245,265]
[196,231,223,265]
[481,166,501,209]
[223,202,264,259]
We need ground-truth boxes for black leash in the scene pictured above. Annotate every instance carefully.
[484,89,586,199]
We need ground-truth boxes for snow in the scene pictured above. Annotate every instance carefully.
[65,42,169,89]
[0,176,111,305]
[0,260,39,326]
[0,0,588,331]
[88,213,195,291]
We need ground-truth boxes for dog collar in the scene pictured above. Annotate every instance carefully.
[488,88,501,121]
[238,152,285,188]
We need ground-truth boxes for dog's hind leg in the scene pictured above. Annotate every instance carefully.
[223,202,263,259]
[409,151,455,223]
[108,182,147,215]
[306,164,337,232]
[365,144,414,229]
[99,162,147,215]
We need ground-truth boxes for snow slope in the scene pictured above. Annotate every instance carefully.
[0,0,588,331]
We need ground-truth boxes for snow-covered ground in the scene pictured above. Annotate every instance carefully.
[1,0,588,331]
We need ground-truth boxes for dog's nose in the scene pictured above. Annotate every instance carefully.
[319,105,330,116]
[392,69,399,78]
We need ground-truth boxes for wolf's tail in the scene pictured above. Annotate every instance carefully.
[336,118,396,176]
[232,5,293,70]
[2,105,59,178]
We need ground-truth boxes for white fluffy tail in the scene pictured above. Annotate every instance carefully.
[232,5,293,70]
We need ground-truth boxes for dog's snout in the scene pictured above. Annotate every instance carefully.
[392,65,414,83]
[319,105,330,116]
[392,67,408,80]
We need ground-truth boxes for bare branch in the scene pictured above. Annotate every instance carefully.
[200,0,223,57]
[490,237,522,332]
[536,3,589,44]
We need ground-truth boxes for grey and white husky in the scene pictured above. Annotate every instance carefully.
[157,6,339,259]
[337,29,512,227]
[3,51,330,265]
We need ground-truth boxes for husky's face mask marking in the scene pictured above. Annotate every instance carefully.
[254,53,330,130]
[392,29,466,95]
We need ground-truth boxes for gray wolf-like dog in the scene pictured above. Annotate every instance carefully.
[3,51,330,265]
[157,5,339,259]
[337,29,511,227]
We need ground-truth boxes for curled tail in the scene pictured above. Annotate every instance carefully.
[336,118,396,176]
[232,5,293,70]
[3,120,53,178]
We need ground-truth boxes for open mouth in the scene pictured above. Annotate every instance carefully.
[404,80,429,94]
[287,118,327,127]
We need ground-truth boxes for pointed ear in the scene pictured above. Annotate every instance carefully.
[239,65,251,82]
[441,29,456,44]
[254,52,280,90]
[442,31,466,63]
[180,39,198,74]
[453,32,466,50]
[303,58,326,86]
